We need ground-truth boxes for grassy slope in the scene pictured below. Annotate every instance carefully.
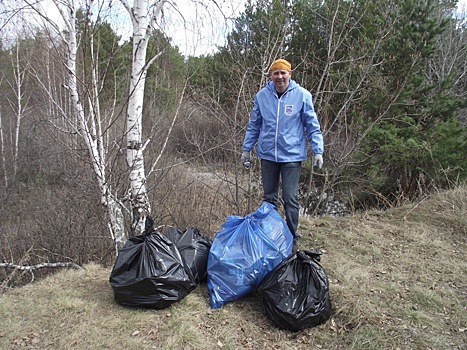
[1,188,466,350]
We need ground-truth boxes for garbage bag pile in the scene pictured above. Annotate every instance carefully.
[207,201,293,309]
[109,219,211,309]
[109,205,332,331]
[257,249,332,332]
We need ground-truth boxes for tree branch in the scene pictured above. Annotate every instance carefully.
[1,261,84,286]
[1,261,84,272]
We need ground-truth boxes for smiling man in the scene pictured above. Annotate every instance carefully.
[241,58,324,253]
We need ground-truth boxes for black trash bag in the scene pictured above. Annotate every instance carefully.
[257,249,331,332]
[109,218,196,309]
[163,227,212,283]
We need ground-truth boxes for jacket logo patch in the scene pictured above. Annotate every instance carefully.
[285,105,293,116]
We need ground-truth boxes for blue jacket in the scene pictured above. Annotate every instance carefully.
[242,79,324,162]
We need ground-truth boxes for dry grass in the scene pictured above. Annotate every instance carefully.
[1,188,466,350]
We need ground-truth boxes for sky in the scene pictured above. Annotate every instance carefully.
[162,0,246,56]
[87,0,467,56]
[120,0,467,56]
[0,0,245,56]
[40,0,246,57]
[74,0,467,56]
[1,0,466,56]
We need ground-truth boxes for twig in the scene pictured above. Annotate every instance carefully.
[401,194,432,221]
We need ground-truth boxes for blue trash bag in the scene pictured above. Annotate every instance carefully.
[207,201,293,309]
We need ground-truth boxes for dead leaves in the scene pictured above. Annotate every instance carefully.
[11,332,43,347]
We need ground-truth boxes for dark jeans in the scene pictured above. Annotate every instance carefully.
[261,159,302,239]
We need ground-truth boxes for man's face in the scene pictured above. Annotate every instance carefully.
[271,69,291,93]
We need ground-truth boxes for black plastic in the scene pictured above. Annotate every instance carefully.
[163,227,212,283]
[257,249,331,332]
[109,221,196,309]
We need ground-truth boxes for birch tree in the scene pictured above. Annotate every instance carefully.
[0,107,7,187]
[48,0,128,250]
[11,44,25,183]
[0,34,30,188]
[15,0,171,252]
[119,0,164,237]
[8,0,238,256]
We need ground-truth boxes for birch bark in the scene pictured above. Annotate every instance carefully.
[12,43,26,183]
[0,110,7,188]
[120,0,165,235]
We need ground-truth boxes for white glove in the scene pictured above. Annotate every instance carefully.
[241,151,251,163]
[313,154,323,170]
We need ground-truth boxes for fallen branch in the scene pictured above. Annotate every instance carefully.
[1,262,84,285]
[1,261,84,272]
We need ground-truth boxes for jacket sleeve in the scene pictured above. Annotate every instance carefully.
[302,91,324,155]
[242,95,262,152]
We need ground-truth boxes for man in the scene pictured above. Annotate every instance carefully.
[241,59,324,252]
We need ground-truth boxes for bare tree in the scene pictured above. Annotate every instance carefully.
[119,0,165,237]
[0,28,33,188]
[428,6,467,125]
[10,41,30,183]
[11,0,224,253]
[12,0,168,252]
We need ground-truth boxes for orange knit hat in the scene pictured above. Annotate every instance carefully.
[269,59,292,73]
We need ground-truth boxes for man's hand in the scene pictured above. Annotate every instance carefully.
[313,154,323,170]
[241,151,251,169]
[241,151,251,163]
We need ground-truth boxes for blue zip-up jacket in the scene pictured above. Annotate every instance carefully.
[242,79,324,162]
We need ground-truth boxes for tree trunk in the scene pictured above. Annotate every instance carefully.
[62,1,128,249]
[123,0,165,235]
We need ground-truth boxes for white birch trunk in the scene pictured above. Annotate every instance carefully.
[0,110,8,188]
[121,0,165,235]
[56,0,127,251]
[12,44,24,183]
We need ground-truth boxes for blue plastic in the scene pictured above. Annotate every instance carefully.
[207,201,293,309]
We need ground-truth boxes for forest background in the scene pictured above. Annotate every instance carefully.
[0,0,466,284]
